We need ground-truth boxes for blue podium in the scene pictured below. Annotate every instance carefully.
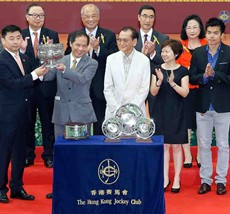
[52,135,165,214]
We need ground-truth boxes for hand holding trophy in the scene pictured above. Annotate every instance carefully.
[37,43,64,68]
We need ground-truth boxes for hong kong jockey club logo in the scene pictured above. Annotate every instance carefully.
[98,159,120,185]
[218,11,230,24]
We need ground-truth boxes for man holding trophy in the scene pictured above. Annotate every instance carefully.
[43,30,98,139]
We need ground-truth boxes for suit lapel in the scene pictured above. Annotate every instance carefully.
[25,29,35,57]
[40,28,47,44]
[215,44,224,71]
[77,55,87,72]
[135,32,142,51]
[3,50,24,77]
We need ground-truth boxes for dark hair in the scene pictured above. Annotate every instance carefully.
[70,30,89,45]
[138,5,155,16]
[180,14,205,40]
[119,26,138,40]
[161,39,183,60]
[1,25,22,38]
[205,17,225,34]
[26,3,44,14]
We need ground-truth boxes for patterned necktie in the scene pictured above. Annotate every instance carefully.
[14,54,25,76]
[33,32,39,57]
[88,33,93,58]
[144,34,148,43]
[71,59,77,70]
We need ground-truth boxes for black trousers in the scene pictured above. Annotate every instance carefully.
[0,107,29,193]
[91,96,106,135]
[27,88,55,161]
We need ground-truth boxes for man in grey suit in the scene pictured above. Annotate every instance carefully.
[44,30,98,138]
[135,5,169,118]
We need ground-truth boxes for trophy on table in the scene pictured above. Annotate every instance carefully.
[37,43,64,68]
[64,123,90,140]
[102,103,155,142]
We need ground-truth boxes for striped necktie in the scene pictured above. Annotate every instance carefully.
[71,59,77,70]
[33,32,39,57]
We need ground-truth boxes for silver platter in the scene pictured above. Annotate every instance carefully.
[115,103,143,135]
[102,118,123,139]
[135,117,155,139]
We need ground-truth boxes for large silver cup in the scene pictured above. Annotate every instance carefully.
[37,43,64,68]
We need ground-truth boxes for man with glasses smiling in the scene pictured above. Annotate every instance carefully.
[21,3,59,169]
[135,5,169,118]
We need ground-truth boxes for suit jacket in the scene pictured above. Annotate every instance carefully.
[22,27,59,97]
[65,27,118,100]
[44,54,98,125]
[0,41,3,53]
[189,43,230,113]
[0,50,33,122]
[135,29,169,67]
[104,49,150,119]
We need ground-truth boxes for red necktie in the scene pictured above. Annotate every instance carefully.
[33,32,39,57]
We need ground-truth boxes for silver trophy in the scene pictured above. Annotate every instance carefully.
[115,103,143,135]
[37,43,64,68]
[64,123,89,140]
[135,117,155,140]
[102,118,123,140]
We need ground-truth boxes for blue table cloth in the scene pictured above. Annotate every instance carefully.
[52,135,165,214]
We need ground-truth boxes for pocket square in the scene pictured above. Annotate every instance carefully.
[219,62,229,65]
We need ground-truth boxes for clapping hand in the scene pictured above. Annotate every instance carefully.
[155,68,164,82]
[205,63,214,77]
[89,36,100,51]
[20,37,30,52]
[168,70,175,87]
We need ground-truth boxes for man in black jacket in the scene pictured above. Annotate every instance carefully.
[22,3,59,168]
[190,17,230,195]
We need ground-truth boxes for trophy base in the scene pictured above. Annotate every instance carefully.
[104,138,121,142]
[136,138,153,143]
[119,134,136,139]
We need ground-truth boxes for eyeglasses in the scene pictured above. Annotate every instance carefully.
[140,14,155,20]
[28,13,45,19]
[185,26,200,31]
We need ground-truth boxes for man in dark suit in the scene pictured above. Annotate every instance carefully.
[65,3,118,135]
[190,18,230,195]
[21,3,59,168]
[0,25,48,203]
[135,5,169,118]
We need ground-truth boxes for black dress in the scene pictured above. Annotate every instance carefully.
[152,65,188,144]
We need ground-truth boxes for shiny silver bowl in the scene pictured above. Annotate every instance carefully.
[37,43,64,68]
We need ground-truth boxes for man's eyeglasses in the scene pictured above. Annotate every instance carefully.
[140,14,155,20]
[28,13,45,19]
